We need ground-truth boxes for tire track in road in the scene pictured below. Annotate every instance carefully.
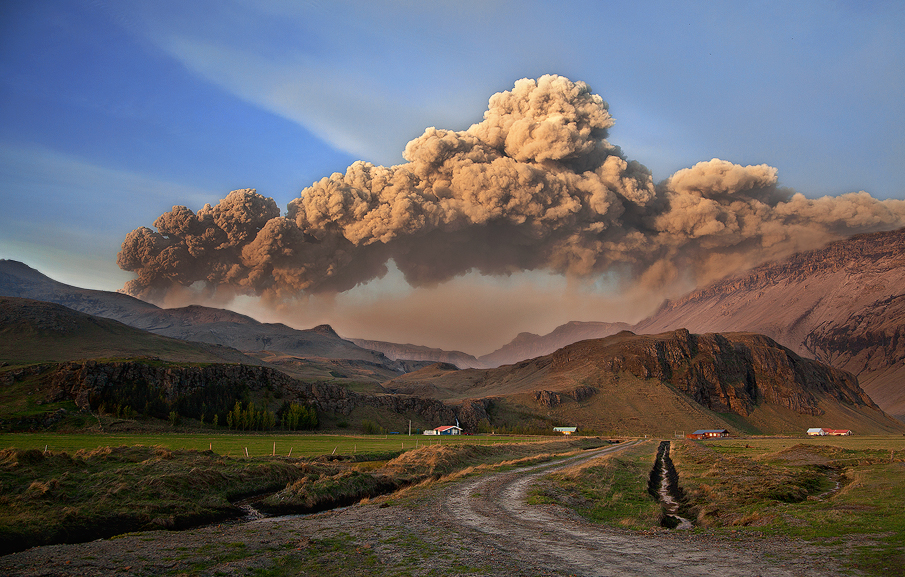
[440,440,825,577]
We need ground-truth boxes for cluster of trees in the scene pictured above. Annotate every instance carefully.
[280,401,318,431]
[96,403,136,419]
[222,401,318,431]
[226,401,276,431]
[85,367,320,432]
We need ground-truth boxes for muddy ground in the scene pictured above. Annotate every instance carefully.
[0,443,851,576]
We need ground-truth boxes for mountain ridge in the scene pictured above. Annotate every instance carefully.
[382,328,903,435]
[0,296,262,366]
[3,261,902,435]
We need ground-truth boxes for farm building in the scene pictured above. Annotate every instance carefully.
[553,427,578,435]
[808,428,853,436]
[686,429,730,439]
[423,425,462,435]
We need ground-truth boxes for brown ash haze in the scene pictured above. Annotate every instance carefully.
[117,75,905,349]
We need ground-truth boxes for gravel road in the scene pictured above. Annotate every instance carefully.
[0,441,848,576]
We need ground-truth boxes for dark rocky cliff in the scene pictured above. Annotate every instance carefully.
[11,360,490,431]
[548,329,874,417]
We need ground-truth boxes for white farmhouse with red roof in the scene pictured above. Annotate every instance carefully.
[423,425,463,435]
[807,428,853,436]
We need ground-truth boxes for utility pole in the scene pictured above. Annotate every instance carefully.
[408,420,412,436]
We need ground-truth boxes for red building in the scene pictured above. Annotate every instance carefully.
[686,429,730,439]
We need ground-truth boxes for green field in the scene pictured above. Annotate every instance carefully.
[669,435,905,576]
[0,432,552,458]
[701,434,905,454]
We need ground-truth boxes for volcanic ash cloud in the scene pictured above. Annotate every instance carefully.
[118,74,905,301]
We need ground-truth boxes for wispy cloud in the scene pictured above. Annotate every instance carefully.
[0,143,215,222]
[116,1,532,165]
[126,1,503,165]
[0,143,216,289]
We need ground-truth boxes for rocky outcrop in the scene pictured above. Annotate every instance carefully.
[534,390,562,408]
[550,329,872,417]
[804,294,905,420]
[532,387,596,408]
[570,385,597,403]
[806,294,905,375]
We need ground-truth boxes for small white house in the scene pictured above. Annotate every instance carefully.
[553,427,578,435]
[807,428,827,436]
[423,425,462,435]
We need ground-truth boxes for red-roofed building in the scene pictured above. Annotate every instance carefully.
[807,428,852,436]
[423,425,462,435]
[686,429,729,439]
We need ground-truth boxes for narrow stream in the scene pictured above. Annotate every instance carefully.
[651,441,692,530]
[219,493,353,527]
[232,494,269,522]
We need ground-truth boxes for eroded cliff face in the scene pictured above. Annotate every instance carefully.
[36,360,489,430]
[647,228,905,312]
[804,294,905,420]
[806,295,905,375]
[549,330,872,417]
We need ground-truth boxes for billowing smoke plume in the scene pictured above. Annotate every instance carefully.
[118,75,905,301]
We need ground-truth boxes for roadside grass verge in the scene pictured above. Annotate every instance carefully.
[260,437,610,514]
[670,439,905,577]
[527,440,662,529]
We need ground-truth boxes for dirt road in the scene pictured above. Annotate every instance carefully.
[0,441,846,576]
[437,440,839,576]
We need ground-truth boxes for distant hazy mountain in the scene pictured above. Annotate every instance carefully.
[0,260,404,372]
[0,296,261,365]
[382,329,904,436]
[633,227,905,420]
[0,260,159,323]
[476,320,633,368]
[352,321,632,369]
[349,339,483,369]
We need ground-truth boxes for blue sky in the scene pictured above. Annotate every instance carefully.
[1,1,903,352]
